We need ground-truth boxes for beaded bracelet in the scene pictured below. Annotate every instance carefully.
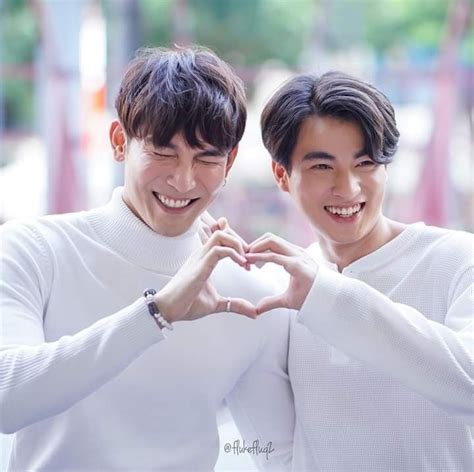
[143,289,174,331]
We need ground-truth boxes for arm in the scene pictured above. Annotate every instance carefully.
[0,222,255,433]
[298,265,473,423]
[246,233,474,424]
[225,310,294,471]
[0,222,164,434]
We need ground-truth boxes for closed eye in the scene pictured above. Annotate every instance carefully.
[356,160,376,167]
[195,154,226,166]
[200,161,222,166]
[311,163,332,170]
[148,152,176,160]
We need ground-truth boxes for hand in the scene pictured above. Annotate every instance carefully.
[154,229,257,322]
[200,213,251,271]
[200,213,249,249]
[246,233,319,314]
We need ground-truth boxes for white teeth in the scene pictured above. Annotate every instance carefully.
[156,194,191,208]
[325,203,362,217]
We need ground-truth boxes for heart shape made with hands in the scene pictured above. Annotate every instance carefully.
[199,214,319,315]
[243,233,318,314]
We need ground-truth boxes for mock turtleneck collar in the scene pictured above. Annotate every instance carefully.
[86,187,202,275]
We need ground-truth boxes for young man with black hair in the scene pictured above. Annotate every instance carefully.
[0,47,294,471]
[245,72,472,471]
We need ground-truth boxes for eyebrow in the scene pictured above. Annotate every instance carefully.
[159,143,226,158]
[302,149,368,161]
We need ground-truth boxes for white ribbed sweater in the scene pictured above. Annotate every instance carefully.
[290,223,473,471]
[0,188,294,471]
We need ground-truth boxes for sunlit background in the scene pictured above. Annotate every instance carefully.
[1,0,473,469]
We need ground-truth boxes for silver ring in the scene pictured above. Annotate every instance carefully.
[226,298,232,313]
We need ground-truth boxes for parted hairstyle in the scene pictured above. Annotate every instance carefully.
[261,72,400,171]
[115,46,247,153]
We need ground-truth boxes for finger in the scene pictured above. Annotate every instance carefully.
[216,296,258,319]
[216,216,228,231]
[203,230,247,257]
[248,231,284,247]
[205,246,248,268]
[247,233,270,250]
[200,211,217,227]
[212,217,249,251]
[209,217,227,234]
[198,226,212,244]
[229,229,248,252]
[194,246,248,282]
[256,293,288,315]
[245,252,295,272]
[210,222,221,233]
[248,235,300,257]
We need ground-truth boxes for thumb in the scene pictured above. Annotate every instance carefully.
[216,217,228,231]
[256,293,287,315]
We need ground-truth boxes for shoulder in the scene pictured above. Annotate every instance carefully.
[412,224,472,262]
[407,224,473,295]
[1,210,94,260]
[1,217,50,255]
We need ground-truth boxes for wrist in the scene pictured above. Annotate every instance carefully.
[153,292,175,324]
[143,289,174,330]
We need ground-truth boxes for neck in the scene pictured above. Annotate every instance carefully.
[86,187,202,275]
[318,216,406,272]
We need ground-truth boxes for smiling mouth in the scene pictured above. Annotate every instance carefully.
[153,192,199,209]
[324,202,365,218]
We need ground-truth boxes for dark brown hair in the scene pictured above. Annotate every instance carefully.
[115,46,246,153]
[261,71,399,171]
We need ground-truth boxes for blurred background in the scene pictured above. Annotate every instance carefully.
[0,0,473,469]
[1,0,473,243]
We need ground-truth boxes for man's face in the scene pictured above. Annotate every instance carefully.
[273,115,387,250]
[110,121,236,236]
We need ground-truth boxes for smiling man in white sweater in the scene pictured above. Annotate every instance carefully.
[242,72,473,471]
[0,46,294,471]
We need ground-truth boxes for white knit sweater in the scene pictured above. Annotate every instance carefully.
[0,188,294,471]
[289,222,473,471]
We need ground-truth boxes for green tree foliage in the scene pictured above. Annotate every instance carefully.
[139,0,460,67]
[1,0,37,63]
[140,0,317,67]
[361,0,453,54]
[1,0,38,129]
[2,0,470,131]
[138,0,174,46]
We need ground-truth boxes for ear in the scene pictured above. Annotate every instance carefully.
[109,120,127,162]
[272,161,290,192]
[224,145,239,176]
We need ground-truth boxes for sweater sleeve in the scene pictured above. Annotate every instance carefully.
[297,265,473,424]
[225,310,295,471]
[0,222,164,434]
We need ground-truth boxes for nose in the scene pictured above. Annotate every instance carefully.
[332,171,360,199]
[166,162,197,193]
